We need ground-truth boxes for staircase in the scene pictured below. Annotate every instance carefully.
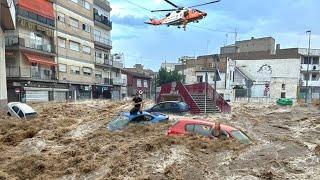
[191,94,220,113]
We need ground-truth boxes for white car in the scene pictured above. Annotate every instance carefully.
[7,102,38,120]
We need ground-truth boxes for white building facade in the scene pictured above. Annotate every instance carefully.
[0,0,16,108]
[225,58,301,101]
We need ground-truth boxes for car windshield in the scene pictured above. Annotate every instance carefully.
[108,115,130,131]
[25,112,38,120]
[230,130,252,144]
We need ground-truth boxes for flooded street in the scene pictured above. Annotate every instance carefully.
[0,100,319,179]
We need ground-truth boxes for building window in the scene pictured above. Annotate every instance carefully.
[58,38,66,48]
[303,57,312,64]
[82,1,90,10]
[82,23,91,32]
[144,80,148,88]
[95,71,102,78]
[137,79,142,87]
[281,83,286,90]
[281,92,286,98]
[57,12,65,23]
[69,17,79,28]
[197,76,203,83]
[59,64,67,73]
[95,51,102,58]
[312,73,318,81]
[70,0,79,4]
[83,67,92,76]
[313,57,319,65]
[82,45,91,54]
[304,73,310,81]
[70,41,80,51]
[71,66,80,75]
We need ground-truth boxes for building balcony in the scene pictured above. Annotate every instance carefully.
[6,66,57,81]
[5,35,55,56]
[17,7,55,28]
[94,35,112,49]
[95,57,113,67]
[94,12,112,30]
[113,77,126,86]
[95,77,113,85]
[301,80,320,87]
[300,64,320,71]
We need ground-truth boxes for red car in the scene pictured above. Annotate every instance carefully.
[167,119,252,144]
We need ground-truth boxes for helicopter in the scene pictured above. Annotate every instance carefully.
[145,0,221,30]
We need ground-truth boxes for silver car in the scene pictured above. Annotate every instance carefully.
[7,102,38,120]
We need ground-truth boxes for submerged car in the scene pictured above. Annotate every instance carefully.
[167,119,252,144]
[7,102,38,120]
[108,111,169,131]
[146,101,190,114]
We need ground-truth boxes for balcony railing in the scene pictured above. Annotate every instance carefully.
[6,66,57,81]
[95,57,113,66]
[17,7,55,27]
[93,11,112,28]
[300,64,320,71]
[95,77,113,85]
[94,35,112,47]
[5,35,54,54]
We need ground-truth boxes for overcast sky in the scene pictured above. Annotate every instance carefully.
[109,0,320,71]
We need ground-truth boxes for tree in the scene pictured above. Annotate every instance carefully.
[156,67,183,86]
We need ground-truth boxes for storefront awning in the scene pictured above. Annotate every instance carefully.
[24,53,57,66]
[18,0,54,20]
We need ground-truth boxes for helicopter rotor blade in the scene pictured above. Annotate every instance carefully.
[151,9,177,12]
[163,0,180,8]
[188,0,221,8]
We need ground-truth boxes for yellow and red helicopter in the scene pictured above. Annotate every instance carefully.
[145,0,221,30]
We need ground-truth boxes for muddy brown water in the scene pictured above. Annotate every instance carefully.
[0,100,319,179]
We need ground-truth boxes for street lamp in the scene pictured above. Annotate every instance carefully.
[305,30,311,103]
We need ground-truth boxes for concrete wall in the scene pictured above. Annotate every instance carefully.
[235,59,300,99]
[0,28,7,108]
[56,0,94,20]
[236,37,275,54]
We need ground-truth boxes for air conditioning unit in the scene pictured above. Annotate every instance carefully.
[313,66,317,71]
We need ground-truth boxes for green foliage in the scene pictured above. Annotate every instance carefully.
[156,67,183,86]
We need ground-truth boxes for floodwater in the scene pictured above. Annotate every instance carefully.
[0,100,319,179]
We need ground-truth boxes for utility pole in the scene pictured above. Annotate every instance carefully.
[305,30,311,103]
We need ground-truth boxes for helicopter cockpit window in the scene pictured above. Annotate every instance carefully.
[166,13,171,17]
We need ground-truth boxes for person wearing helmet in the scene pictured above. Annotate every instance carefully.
[130,91,143,115]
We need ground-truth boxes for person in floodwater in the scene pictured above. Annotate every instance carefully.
[130,91,143,115]
[213,122,221,138]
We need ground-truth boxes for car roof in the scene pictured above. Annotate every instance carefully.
[159,101,181,103]
[177,119,237,132]
[123,111,151,118]
[8,102,36,114]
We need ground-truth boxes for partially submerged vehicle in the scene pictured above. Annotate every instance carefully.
[167,119,252,144]
[107,111,169,131]
[7,102,38,120]
[146,101,190,114]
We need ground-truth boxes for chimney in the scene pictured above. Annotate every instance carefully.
[276,44,280,50]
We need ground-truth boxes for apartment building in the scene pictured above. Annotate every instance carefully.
[92,0,114,99]
[298,48,320,100]
[0,0,15,108]
[55,0,95,100]
[5,0,66,102]
[221,37,276,54]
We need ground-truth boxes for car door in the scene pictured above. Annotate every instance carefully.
[171,102,180,113]
[11,106,21,118]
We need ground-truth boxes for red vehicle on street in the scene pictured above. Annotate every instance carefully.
[167,119,252,144]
